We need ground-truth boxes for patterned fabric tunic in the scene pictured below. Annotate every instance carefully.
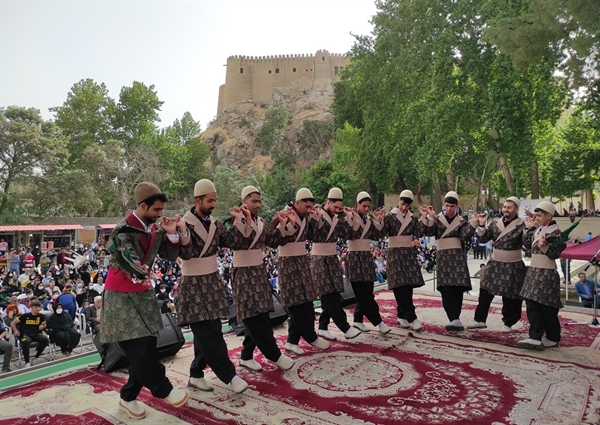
[520,222,566,309]
[310,211,353,297]
[382,209,426,289]
[223,217,275,321]
[477,218,526,299]
[176,213,230,326]
[422,214,477,290]
[266,208,319,309]
[345,214,383,283]
[100,216,180,344]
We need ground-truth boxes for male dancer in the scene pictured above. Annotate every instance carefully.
[468,197,525,332]
[421,191,479,331]
[100,182,189,419]
[347,191,390,334]
[267,188,330,355]
[177,179,248,394]
[225,185,295,371]
[517,201,566,350]
[312,188,361,340]
[383,190,426,331]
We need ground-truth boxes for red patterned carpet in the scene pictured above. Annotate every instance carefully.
[2,328,600,425]
[366,290,600,350]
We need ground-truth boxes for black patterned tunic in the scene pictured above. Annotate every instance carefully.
[176,212,230,326]
[223,217,275,321]
[519,222,566,309]
[382,209,427,289]
[309,211,353,297]
[345,214,384,283]
[266,208,319,309]
[477,218,526,299]
[422,214,477,290]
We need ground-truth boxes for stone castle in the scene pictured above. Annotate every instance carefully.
[217,49,349,115]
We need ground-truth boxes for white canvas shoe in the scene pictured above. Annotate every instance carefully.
[344,327,361,339]
[501,325,513,333]
[397,318,411,328]
[516,338,545,350]
[239,358,263,371]
[411,319,423,331]
[353,323,370,332]
[309,337,331,350]
[467,321,487,329]
[188,377,214,392]
[318,329,337,340]
[229,376,249,394]
[275,354,295,370]
[284,342,305,355]
[445,320,464,331]
[118,399,146,419]
[379,322,392,334]
[541,337,559,348]
[164,388,189,407]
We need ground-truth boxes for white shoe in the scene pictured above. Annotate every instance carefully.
[379,323,392,334]
[164,388,189,407]
[188,377,214,392]
[542,337,559,348]
[25,362,31,368]
[516,338,545,350]
[275,354,295,370]
[411,319,423,332]
[344,327,361,339]
[445,320,464,331]
[353,323,369,332]
[229,375,249,394]
[318,329,337,340]
[118,399,146,419]
[309,337,330,350]
[397,318,410,328]
[501,325,513,333]
[467,321,487,329]
[284,342,305,355]
[239,358,263,371]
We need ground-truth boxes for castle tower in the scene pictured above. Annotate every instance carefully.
[216,50,349,116]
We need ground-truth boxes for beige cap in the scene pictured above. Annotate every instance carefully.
[241,185,260,200]
[135,182,162,204]
[356,191,371,203]
[506,196,520,208]
[327,187,343,200]
[295,188,314,201]
[194,179,216,197]
[444,191,459,203]
[534,201,556,216]
[399,190,414,201]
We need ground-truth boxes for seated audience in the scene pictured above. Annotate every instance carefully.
[11,300,48,367]
[575,273,599,308]
[47,302,80,356]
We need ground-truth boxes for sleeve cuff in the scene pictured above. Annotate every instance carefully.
[233,219,253,238]
[166,233,180,244]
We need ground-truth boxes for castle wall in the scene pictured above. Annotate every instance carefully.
[217,50,349,115]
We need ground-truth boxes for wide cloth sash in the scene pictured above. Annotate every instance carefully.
[491,248,522,263]
[311,242,337,256]
[233,249,264,267]
[278,242,306,257]
[388,235,413,248]
[347,239,371,252]
[181,254,218,276]
[436,238,461,250]
[530,254,556,269]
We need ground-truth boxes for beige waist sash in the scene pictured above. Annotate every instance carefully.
[278,242,306,257]
[347,239,371,252]
[311,243,337,256]
[436,238,462,250]
[530,254,556,269]
[388,235,413,248]
[233,249,264,267]
[492,248,522,263]
[181,254,218,276]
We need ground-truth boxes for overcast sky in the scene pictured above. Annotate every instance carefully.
[1,0,377,130]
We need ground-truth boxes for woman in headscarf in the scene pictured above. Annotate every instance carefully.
[47,303,80,356]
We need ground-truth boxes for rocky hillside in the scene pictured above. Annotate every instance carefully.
[202,85,336,175]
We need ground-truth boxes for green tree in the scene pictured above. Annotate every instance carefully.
[255,106,292,154]
[0,107,68,216]
[210,165,245,219]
